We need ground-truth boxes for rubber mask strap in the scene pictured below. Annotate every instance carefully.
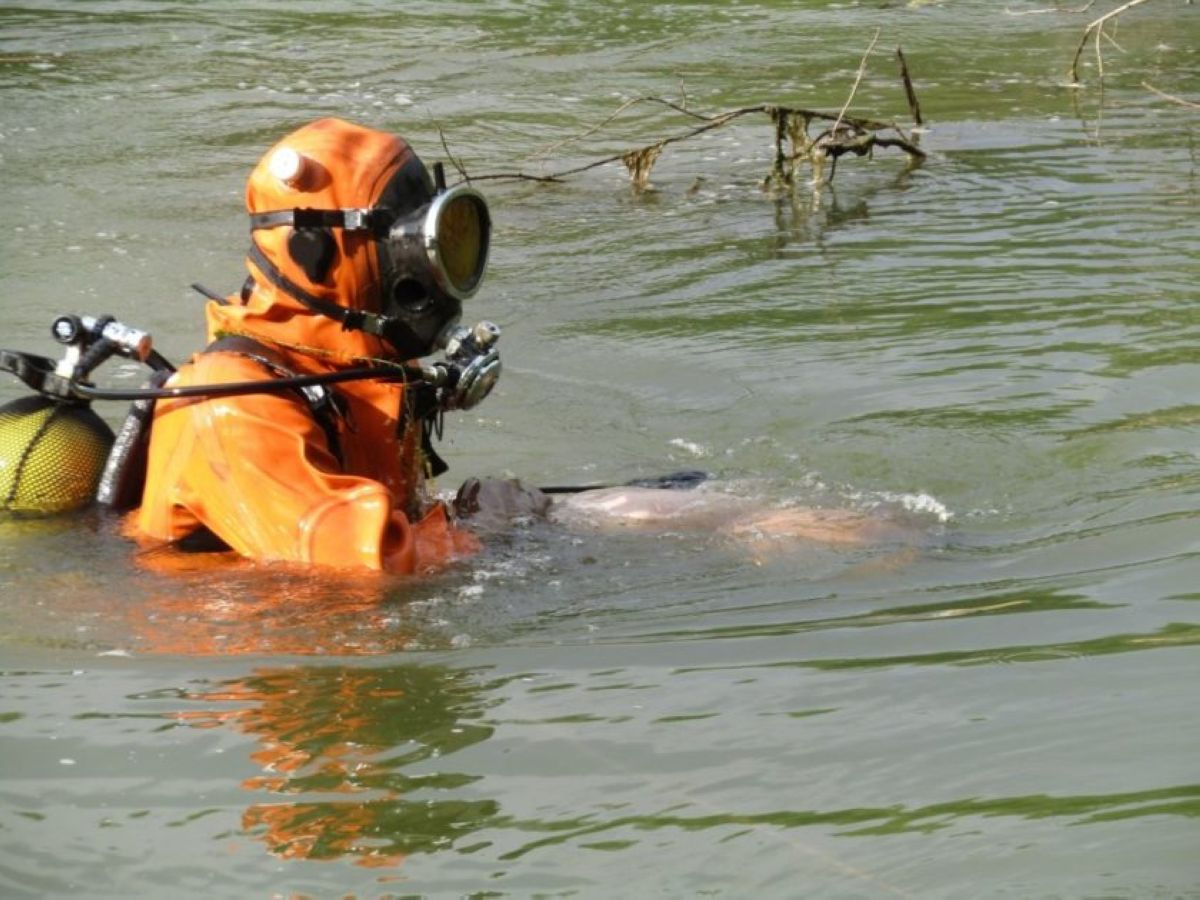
[249,207,389,234]
[246,241,391,337]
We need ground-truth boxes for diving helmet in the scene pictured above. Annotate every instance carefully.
[245,118,491,359]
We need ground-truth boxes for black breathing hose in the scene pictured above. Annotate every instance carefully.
[70,363,428,403]
[0,347,428,405]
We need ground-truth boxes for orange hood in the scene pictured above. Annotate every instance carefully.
[209,118,435,366]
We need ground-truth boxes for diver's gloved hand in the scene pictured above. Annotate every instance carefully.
[453,477,552,532]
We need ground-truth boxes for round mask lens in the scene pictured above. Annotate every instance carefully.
[432,190,490,297]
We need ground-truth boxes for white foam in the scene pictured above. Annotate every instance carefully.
[865,490,954,523]
[668,437,709,457]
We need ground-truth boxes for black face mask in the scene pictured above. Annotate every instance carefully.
[377,278,463,360]
[375,185,491,358]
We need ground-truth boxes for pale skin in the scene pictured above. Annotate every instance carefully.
[453,478,904,548]
[553,486,899,546]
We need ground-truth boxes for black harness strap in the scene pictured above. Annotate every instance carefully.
[96,369,172,511]
[211,336,450,484]
[395,375,449,479]
[205,335,345,467]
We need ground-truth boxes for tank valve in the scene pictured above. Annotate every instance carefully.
[52,315,155,380]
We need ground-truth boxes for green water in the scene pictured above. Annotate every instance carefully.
[1,1,1198,896]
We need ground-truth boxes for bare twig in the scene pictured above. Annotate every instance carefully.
[1100,27,1126,53]
[896,46,923,127]
[1005,1,1099,14]
[1143,81,1200,108]
[436,124,471,184]
[468,171,565,184]
[832,28,881,138]
[1069,0,1154,84]
[814,133,924,166]
[531,95,709,160]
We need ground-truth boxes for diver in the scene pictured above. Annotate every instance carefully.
[0,117,899,570]
[134,117,492,572]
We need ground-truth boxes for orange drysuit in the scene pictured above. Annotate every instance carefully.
[135,119,479,573]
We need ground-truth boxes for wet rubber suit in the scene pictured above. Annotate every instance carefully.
[135,119,479,572]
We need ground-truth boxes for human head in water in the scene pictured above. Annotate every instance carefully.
[243,117,492,360]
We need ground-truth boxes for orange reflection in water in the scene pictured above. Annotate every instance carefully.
[124,542,452,657]
[121,542,500,868]
[179,663,498,869]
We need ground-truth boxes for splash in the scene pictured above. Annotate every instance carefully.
[668,437,709,458]
[852,489,954,524]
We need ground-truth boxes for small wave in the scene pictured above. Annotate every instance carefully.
[848,489,954,524]
[667,437,709,457]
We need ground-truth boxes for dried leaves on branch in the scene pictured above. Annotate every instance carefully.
[461,40,926,193]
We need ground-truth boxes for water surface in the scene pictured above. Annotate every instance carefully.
[1,1,1198,896]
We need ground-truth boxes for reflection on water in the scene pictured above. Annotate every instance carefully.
[497,782,1200,862]
[139,636,1200,885]
[635,586,1117,643]
[674,622,1200,672]
[0,514,437,655]
[178,664,499,868]
[162,650,1200,876]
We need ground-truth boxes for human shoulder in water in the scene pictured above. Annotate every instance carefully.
[452,475,909,549]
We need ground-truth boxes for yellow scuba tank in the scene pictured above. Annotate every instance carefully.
[0,395,115,514]
[0,314,168,516]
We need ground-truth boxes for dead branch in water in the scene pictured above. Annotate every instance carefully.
[465,101,924,190]
[530,95,708,162]
[622,144,664,192]
[897,46,924,127]
[1142,81,1200,108]
[831,28,881,139]
[1005,1,1100,15]
[464,42,926,194]
[1068,0,1155,84]
[436,124,470,184]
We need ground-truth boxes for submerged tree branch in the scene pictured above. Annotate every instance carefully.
[467,102,924,191]
[1069,0,1154,84]
[464,42,926,194]
[530,95,710,161]
[831,28,881,138]
[1143,81,1200,108]
[897,46,924,127]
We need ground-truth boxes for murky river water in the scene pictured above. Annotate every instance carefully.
[2,1,1198,896]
